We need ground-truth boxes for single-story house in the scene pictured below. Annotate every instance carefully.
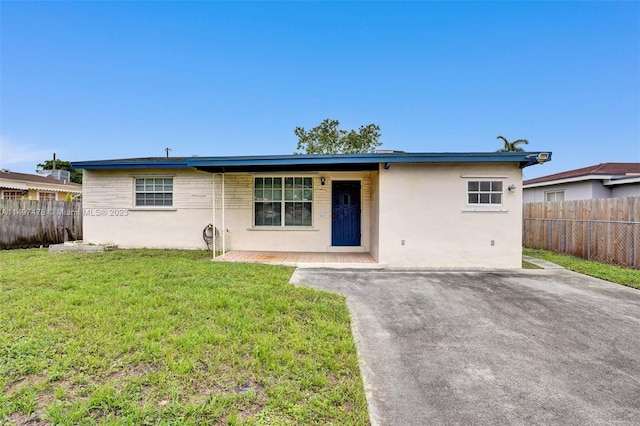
[72,151,551,268]
[0,169,82,201]
[523,162,640,202]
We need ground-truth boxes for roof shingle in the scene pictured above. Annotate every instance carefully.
[524,163,640,185]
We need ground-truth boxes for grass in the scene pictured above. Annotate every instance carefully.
[521,260,541,269]
[524,248,640,290]
[0,249,369,425]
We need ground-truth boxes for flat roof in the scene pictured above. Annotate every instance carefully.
[73,152,552,172]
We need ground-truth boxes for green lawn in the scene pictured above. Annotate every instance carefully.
[0,249,368,425]
[522,260,541,269]
[524,248,640,290]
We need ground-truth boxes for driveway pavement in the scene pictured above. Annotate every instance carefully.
[290,267,640,425]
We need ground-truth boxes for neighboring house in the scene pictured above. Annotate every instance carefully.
[72,151,551,268]
[523,163,640,203]
[0,169,82,201]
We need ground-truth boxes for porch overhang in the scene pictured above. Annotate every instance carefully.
[186,152,552,173]
[72,152,552,172]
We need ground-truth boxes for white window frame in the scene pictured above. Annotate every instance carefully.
[253,176,313,228]
[467,180,504,206]
[1,190,24,200]
[38,191,57,201]
[134,177,174,207]
[545,190,565,202]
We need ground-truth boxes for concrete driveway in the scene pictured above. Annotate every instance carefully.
[290,267,640,425]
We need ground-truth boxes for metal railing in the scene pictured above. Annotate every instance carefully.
[523,218,640,269]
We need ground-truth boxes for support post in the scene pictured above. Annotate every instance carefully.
[586,221,591,261]
[222,174,226,256]
[212,174,216,259]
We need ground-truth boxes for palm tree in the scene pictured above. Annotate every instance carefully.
[496,135,529,152]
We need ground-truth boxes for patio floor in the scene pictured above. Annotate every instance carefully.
[212,250,378,267]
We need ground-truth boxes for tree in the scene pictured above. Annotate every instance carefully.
[294,118,382,154]
[37,159,83,183]
[496,135,529,152]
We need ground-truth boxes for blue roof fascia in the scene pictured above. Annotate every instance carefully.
[72,152,551,171]
[186,152,551,169]
[72,158,190,170]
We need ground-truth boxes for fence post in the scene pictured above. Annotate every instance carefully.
[628,223,633,267]
[547,220,552,250]
[586,221,591,261]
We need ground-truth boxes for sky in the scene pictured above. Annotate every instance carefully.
[0,1,638,180]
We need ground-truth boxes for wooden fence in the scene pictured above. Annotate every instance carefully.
[0,200,83,249]
[523,197,640,269]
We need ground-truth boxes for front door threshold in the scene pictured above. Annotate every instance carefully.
[327,246,366,253]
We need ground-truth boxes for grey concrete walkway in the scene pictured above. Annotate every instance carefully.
[290,267,640,425]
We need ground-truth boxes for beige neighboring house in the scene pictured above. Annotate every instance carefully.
[0,169,82,201]
[72,151,551,268]
[523,162,640,203]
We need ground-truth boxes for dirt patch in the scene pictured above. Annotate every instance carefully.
[35,390,55,409]
[5,373,48,397]
[8,412,50,426]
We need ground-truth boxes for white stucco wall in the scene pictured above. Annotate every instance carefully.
[376,163,524,268]
[523,181,613,202]
[82,169,373,252]
[82,169,214,249]
[369,172,380,262]
[83,164,526,267]
[611,183,640,198]
[211,172,373,252]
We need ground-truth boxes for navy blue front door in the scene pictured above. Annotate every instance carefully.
[332,181,361,246]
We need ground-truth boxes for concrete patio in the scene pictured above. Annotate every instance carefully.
[212,250,379,268]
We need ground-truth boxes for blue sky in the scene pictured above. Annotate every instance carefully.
[1,1,638,179]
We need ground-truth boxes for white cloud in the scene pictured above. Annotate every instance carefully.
[0,136,58,172]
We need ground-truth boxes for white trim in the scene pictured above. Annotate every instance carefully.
[1,190,25,200]
[132,176,174,208]
[247,172,319,176]
[0,183,28,191]
[246,227,319,231]
[212,174,216,258]
[461,208,509,213]
[465,179,504,207]
[460,174,509,179]
[327,246,366,253]
[252,176,314,228]
[37,191,57,201]
[523,174,617,188]
[31,186,81,193]
[604,176,640,186]
[544,189,565,202]
[128,207,177,212]
[222,174,226,255]
[128,173,177,177]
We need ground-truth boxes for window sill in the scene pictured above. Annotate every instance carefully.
[129,207,177,212]
[462,208,509,213]
[247,227,319,231]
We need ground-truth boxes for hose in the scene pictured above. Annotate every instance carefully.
[203,223,219,251]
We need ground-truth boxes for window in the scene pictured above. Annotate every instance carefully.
[546,191,564,202]
[468,181,503,205]
[1,190,23,200]
[254,177,312,227]
[38,192,57,201]
[135,178,173,206]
